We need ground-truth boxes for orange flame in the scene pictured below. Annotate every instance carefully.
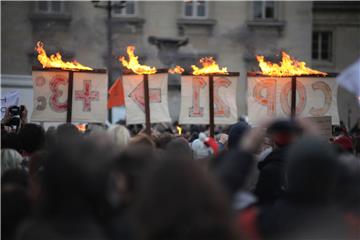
[169,65,185,74]
[192,57,228,75]
[176,126,182,135]
[35,41,93,71]
[256,52,327,77]
[76,123,86,133]
[119,46,157,75]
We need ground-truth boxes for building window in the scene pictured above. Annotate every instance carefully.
[253,1,275,19]
[183,1,208,18]
[113,1,137,16]
[312,32,332,61]
[36,1,64,14]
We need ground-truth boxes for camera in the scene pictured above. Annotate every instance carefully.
[5,105,25,131]
[8,105,22,117]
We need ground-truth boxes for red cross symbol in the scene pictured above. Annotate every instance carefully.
[75,80,99,112]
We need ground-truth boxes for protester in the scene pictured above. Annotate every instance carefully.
[16,137,114,240]
[227,120,250,150]
[1,114,360,240]
[135,156,236,240]
[1,148,23,175]
[166,137,193,160]
[130,133,156,148]
[17,123,45,172]
[105,145,158,240]
[108,124,131,151]
[257,136,348,239]
[334,154,360,239]
[191,132,213,160]
[254,119,300,206]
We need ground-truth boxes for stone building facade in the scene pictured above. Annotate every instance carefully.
[1,1,360,126]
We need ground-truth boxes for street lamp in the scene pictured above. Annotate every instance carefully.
[92,1,126,122]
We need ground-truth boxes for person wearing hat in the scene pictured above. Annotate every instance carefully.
[254,119,300,206]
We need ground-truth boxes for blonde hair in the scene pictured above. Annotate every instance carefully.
[107,125,131,150]
[1,149,22,175]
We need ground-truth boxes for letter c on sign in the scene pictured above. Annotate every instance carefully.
[309,81,332,116]
[253,78,276,117]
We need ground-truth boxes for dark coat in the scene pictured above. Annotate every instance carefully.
[254,147,287,206]
[258,196,348,240]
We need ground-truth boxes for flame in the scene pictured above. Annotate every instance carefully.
[119,46,157,75]
[192,57,228,75]
[176,126,182,135]
[76,124,86,133]
[256,52,327,77]
[35,41,93,71]
[169,65,185,74]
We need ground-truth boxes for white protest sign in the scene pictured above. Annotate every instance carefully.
[122,73,171,124]
[72,72,108,122]
[1,91,20,118]
[31,70,107,122]
[305,116,332,139]
[179,75,238,124]
[247,76,339,124]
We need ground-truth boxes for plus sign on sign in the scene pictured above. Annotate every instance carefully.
[31,69,108,123]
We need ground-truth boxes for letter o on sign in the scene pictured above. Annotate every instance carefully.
[280,80,306,115]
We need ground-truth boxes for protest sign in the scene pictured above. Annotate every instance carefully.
[247,75,339,124]
[122,72,171,124]
[31,69,107,122]
[305,116,332,139]
[179,74,238,125]
[1,91,20,118]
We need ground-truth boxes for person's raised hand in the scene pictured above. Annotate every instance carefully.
[240,119,273,153]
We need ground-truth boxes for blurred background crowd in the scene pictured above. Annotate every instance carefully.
[1,105,360,240]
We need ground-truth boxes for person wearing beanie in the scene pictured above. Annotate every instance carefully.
[191,132,213,160]
[254,119,300,206]
[257,137,347,239]
[227,120,250,150]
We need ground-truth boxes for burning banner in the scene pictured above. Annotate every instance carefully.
[247,52,339,124]
[120,46,171,127]
[31,42,108,123]
[179,58,238,133]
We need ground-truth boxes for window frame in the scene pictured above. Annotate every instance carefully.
[112,1,138,17]
[312,31,333,62]
[35,1,65,14]
[182,1,209,19]
[253,1,276,20]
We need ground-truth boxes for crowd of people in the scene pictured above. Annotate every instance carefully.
[1,108,360,240]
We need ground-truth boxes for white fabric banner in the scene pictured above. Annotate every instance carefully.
[179,75,238,124]
[1,91,20,118]
[247,76,339,125]
[122,73,171,124]
[72,72,108,123]
[31,70,107,123]
[336,58,360,104]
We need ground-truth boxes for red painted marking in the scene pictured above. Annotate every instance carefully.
[189,76,207,117]
[49,75,68,113]
[214,77,231,117]
[129,80,161,112]
[75,80,99,112]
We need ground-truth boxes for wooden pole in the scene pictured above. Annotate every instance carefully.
[143,74,151,135]
[209,75,215,137]
[66,71,74,123]
[290,76,296,119]
[106,1,113,122]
